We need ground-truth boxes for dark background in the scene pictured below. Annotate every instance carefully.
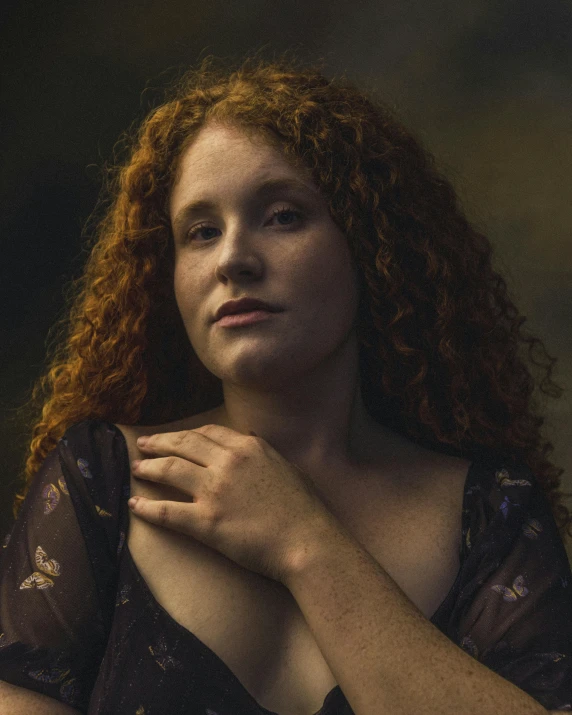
[1,0,571,560]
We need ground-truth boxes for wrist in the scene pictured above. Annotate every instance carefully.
[283,510,356,590]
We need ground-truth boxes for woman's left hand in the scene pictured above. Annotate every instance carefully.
[128,424,340,584]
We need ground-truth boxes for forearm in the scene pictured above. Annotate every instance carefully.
[283,522,549,715]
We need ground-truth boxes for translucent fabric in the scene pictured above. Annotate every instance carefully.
[1,419,571,713]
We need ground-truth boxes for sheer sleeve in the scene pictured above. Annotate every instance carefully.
[0,420,128,712]
[452,457,572,711]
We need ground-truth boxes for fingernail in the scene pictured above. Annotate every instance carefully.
[128,497,139,509]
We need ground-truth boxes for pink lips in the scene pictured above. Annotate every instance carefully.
[215,310,276,327]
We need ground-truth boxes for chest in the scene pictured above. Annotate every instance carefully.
[125,452,467,715]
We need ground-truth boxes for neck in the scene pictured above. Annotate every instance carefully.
[209,337,404,487]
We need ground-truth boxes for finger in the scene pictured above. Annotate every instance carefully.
[193,423,254,439]
[138,430,216,466]
[133,455,203,496]
[139,424,253,463]
[192,423,260,446]
[128,496,197,535]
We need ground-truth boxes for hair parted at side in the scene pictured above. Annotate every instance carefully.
[8,48,571,544]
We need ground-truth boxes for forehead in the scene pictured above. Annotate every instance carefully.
[176,123,290,177]
[169,123,313,208]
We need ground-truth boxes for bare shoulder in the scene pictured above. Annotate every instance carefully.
[366,437,473,551]
[370,424,473,511]
[410,448,473,519]
[426,450,473,497]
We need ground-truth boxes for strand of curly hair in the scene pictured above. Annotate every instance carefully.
[8,48,571,547]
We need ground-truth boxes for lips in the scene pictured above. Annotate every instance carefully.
[214,298,281,322]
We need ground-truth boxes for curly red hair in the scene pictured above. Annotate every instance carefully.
[9,50,572,545]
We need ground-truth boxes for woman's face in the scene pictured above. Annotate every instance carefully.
[168,122,362,390]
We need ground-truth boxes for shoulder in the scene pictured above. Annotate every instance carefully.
[393,442,474,513]
[415,451,474,530]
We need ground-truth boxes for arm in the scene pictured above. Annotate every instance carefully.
[0,681,82,714]
[284,522,554,715]
[0,423,123,711]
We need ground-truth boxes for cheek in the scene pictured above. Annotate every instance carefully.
[303,254,360,322]
[173,266,204,333]
[173,271,186,309]
[173,260,201,306]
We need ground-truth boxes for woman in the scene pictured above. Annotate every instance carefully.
[1,52,570,714]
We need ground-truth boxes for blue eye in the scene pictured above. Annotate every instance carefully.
[185,206,302,243]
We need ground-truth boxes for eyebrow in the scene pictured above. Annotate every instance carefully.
[171,177,319,235]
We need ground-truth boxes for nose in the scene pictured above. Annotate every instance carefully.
[214,224,264,283]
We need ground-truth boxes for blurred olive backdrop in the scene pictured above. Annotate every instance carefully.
[1,0,571,561]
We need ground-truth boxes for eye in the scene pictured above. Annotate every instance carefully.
[184,206,303,243]
[185,223,218,243]
[269,206,302,227]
